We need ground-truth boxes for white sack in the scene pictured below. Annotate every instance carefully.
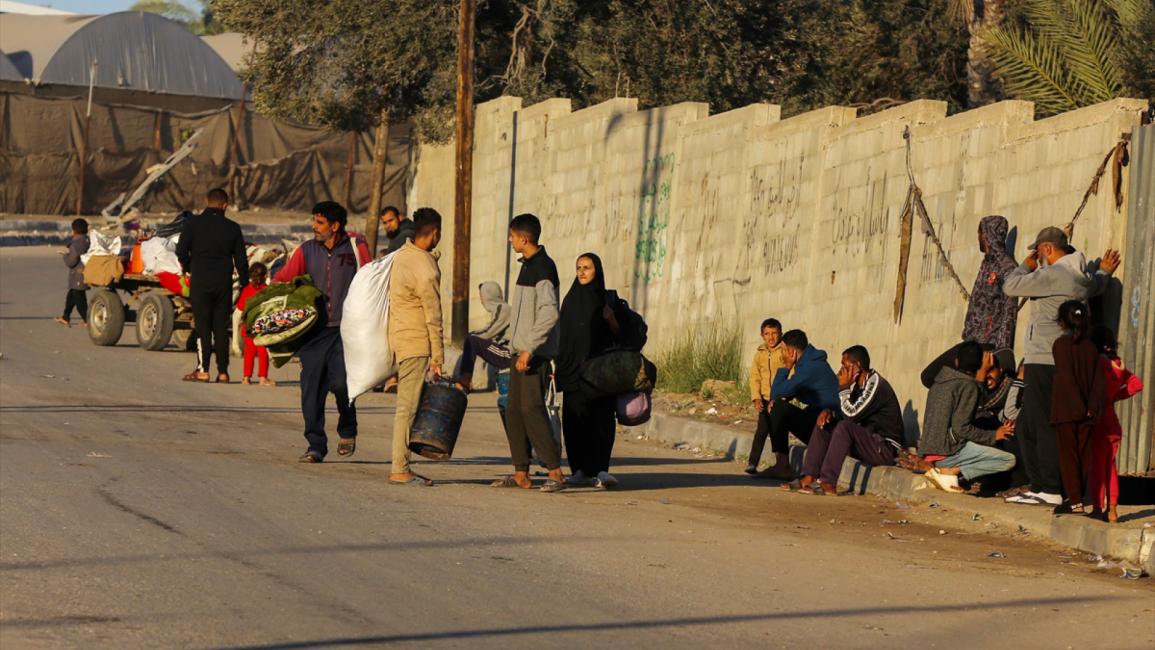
[140,236,182,275]
[81,229,123,264]
[342,251,398,400]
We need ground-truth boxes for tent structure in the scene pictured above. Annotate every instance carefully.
[201,32,253,74]
[0,52,23,81]
[0,12,243,99]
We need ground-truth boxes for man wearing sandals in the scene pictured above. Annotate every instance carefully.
[493,214,566,492]
[919,341,1016,492]
[274,202,371,463]
[177,188,248,383]
[386,208,445,486]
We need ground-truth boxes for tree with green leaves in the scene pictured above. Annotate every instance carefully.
[130,0,225,35]
[984,0,1155,114]
[215,0,459,249]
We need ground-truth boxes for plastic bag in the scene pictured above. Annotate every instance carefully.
[341,251,397,400]
[80,229,123,265]
[140,236,182,275]
[616,390,652,426]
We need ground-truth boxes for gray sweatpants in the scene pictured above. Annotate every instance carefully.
[505,360,561,472]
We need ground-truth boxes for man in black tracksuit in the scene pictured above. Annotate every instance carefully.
[176,188,248,382]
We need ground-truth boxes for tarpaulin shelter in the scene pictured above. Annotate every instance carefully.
[0,12,412,216]
[0,12,243,100]
[0,52,21,82]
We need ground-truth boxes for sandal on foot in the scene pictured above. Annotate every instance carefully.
[490,475,527,488]
[53,317,70,327]
[337,438,356,457]
[183,371,210,382]
[390,474,432,487]
[540,479,565,493]
[298,451,324,463]
[216,374,230,384]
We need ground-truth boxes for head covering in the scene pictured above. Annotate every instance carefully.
[556,253,611,391]
[962,216,1019,349]
[478,281,505,314]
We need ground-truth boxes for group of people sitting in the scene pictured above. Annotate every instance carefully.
[745,216,1142,523]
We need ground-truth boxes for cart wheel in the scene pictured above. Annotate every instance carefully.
[171,329,197,352]
[137,291,176,351]
[88,290,126,346]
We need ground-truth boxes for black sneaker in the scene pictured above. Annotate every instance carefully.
[298,451,324,463]
[744,464,759,475]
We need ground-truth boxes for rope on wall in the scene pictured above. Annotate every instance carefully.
[893,125,970,324]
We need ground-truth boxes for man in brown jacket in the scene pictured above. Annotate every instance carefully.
[386,208,445,486]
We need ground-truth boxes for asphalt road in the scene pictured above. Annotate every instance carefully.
[1,247,1152,649]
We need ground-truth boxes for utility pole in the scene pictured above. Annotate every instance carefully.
[452,0,477,345]
[366,106,390,255]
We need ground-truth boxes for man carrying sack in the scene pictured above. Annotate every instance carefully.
[386,208,445,487]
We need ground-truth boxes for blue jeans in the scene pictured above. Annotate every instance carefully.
[940,441,1015,481]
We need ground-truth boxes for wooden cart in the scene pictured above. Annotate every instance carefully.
[87,274,196,351]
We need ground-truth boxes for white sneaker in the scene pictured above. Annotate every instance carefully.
[596,471,619,489]
[565,470,594,486]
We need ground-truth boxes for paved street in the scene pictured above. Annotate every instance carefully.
[1,247,1152,649]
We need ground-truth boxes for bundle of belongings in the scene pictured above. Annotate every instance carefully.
[241,275,323,368]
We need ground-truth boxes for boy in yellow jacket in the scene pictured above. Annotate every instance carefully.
[746,318,786,474]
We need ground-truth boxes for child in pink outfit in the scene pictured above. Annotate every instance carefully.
[1088,326,1143,523]
[236,263,275,386]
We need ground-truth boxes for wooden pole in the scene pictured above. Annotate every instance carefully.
[76,59,97,215]
[366,107,390,255]
[227,87,247,207]
[343,130,357,210]
[153,110,163,151]
[452,0,477,345]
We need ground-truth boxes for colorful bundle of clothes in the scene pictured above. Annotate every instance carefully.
[241,275,323,367]
[251,308,311,337]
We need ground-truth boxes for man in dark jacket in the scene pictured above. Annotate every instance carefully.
[274,201,370,463]
[380,206,416,256]
[752,329,840,480]
[176,188,248,382]
[55,218,90,327]
[795,345,904,495]
[919,341,1015,490]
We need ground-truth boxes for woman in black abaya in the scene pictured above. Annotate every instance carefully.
[556,253,622,489]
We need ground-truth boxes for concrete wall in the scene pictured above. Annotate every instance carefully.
[410,96,1148,441]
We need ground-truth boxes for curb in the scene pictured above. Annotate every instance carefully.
[641,410,1153,574]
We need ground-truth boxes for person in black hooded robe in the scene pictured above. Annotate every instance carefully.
[556,253,624,489]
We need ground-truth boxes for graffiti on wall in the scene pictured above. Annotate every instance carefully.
[636,152,675,282]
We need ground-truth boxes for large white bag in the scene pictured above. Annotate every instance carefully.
[342,251,398,400]
[140,236,182,275]
[80,229,123,265]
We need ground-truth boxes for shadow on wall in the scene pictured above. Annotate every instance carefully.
[902,400,921,448]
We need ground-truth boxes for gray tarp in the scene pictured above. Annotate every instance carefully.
[0,52,22,82]
[0,12,243,99]
[0,93,412,215]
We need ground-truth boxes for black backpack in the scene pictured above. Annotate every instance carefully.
[607,291,648,352]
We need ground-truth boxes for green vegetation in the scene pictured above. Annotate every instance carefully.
[130,0,225,35]
[655,324,744,396]
[984,0,1155,114]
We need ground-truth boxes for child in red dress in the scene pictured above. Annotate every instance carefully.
[1088,326,1143,523]
[236,263,275,386]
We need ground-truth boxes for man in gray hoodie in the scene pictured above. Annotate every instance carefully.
[493,213,565,492]
[1001,226,1120,505]
[456,281,512,389]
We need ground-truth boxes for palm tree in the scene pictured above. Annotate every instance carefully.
[982,0,1151,114]
[949,0,1009,107]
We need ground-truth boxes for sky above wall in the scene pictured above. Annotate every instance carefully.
[15,1,147,14]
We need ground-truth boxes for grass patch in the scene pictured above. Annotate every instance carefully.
[655,324,745,397]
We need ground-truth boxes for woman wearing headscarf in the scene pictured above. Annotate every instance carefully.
[964,215,1019,348]
[557,253,623,489]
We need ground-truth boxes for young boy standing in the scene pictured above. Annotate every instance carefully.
[746,318,786,474]
[55,218,90,327]
[236,263,274,386]
[493,213,565,492]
